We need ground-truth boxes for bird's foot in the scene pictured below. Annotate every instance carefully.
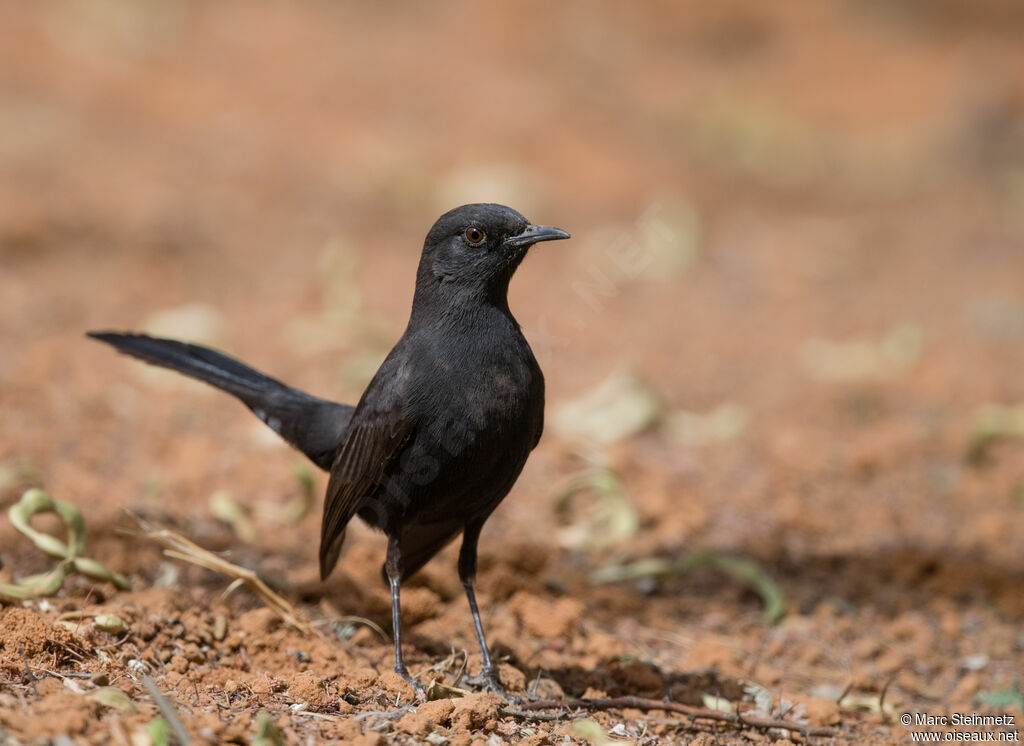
[395,666,427,700]
[463,669,523,705]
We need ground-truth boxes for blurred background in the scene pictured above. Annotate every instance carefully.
[2,0,1024,738]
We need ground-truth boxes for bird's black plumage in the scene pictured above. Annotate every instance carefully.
[89,203,570,696]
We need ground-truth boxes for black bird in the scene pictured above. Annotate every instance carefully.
[89,203,570,695]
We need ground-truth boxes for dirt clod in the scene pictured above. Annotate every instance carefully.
[237,607,281,638]
[497,662,526,691]
[288,670,329,707]
[378,669,417,701]
[0,608,82,674]
[450,692,504,732]
[247,674,284,700]
[397,697,456,735]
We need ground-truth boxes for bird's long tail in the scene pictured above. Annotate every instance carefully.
[87,332,352,470]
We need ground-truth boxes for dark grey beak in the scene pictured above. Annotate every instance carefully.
[504,224,571,249]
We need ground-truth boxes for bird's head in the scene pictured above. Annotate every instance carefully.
[416,203,570,303]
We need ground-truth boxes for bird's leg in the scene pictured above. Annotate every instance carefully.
[385,535,425,699]
[458,522,518,701]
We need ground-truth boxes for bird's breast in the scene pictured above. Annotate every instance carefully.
[423,349,542,447]
[386,324,544,523]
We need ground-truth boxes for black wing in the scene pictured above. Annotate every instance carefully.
[318,355,412,579]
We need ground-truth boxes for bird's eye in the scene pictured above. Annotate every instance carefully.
[464,227,486,245]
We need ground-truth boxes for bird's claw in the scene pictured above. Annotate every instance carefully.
[395,667,427,700]
[463,670,523,704]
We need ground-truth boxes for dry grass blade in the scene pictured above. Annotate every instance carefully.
[130,515,313,635]
[313,614,389,643]
[0,562,71,602]
[142,675,192,745]
[209,490,260,544]
[552,372,660,445]
[252,710,286,746]
[590,550,786,623]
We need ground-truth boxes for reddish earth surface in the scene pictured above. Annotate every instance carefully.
[2,2,1024,744]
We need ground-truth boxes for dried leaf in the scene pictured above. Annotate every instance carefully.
[426,680,468,701]
[835,693,896,715]
[553,468,638,551]
[0,564,71,601]
[94,613,129,634]
[88,686,138,713]
[589,558,672,584]
[742,681,776,714]
[553,373,660,445]
[702,694,733,712]
[591,550,786,623]
[571,718,621,746]
[801,323,922,381]
[580,197,699,289]
[209,490,259,544]
[664,403,748,447]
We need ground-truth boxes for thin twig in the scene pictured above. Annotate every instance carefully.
[25,666,94,680]
[354,706,415,721]
[503,696,839,738]
[878,672,897,723]
[291,710,340,722]
[501,707,567,722]
[19,651,39,696]
[834,679,855,705]
[142,675,192,745]
[527,668,544,699]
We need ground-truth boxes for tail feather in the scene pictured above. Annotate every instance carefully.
[87,331,352,470]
